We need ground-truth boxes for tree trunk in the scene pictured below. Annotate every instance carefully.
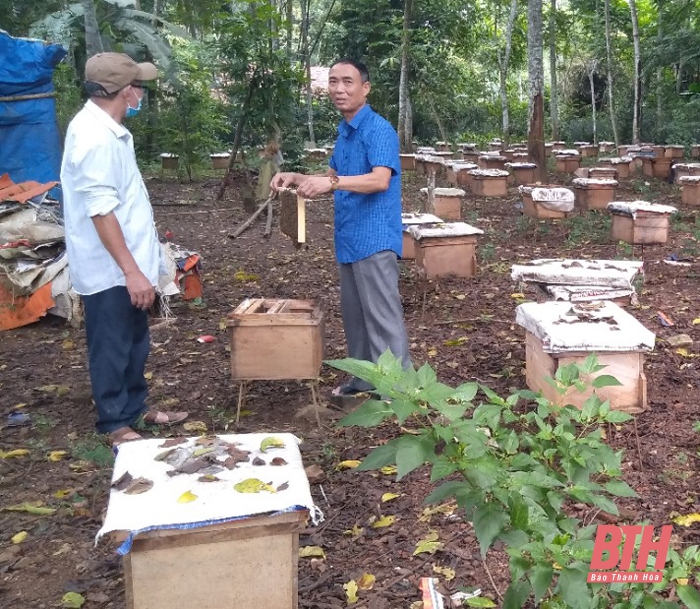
[589,63,597,144]
[301,0,315,146]
[656,3,663,137]
[428,97,448,144]
[498,0,519,144]
[398,0,413,152]
[527,0,546,182]
[603,0,619,147]
[82,0,103,57]
[629,0,641,143]
[286,0,294,55]
[549,0,559,140]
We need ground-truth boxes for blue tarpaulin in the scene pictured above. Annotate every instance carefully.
[0,30,66,196]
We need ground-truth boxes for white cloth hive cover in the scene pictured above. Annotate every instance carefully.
[467,169,509,178]
[96,433,319,555]
[419,187,466,197]
[606,200,677,217]
[543,284,634,303]
[505,162,537,169]
[511,258,643,289]
[515,300,655,353]
[402,212,443,226]
[672,163,700,171]
[600,157,632,164]
[555,149,580,157]
[679,176,700,183]
[519,186,575,212]
[572,178,618,187]
[408,221,483,240]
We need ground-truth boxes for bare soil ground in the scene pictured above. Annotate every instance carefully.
[0,161,699,608]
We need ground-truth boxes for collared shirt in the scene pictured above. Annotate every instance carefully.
[60,100,160,295]
[329,104,402,264]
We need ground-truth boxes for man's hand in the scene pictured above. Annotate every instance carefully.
[296,176,333,199]
[270,172,303,191]
[125,269,155,310]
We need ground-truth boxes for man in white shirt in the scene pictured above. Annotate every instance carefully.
[61,53,188,446]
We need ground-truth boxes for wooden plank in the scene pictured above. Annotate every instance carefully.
[297,194,306,244]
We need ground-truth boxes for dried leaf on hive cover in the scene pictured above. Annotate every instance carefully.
[177,490,198,503]
[111,471,134,491]
[260,437,285,452]
[343,579,359,603]
[276,482,289,492]
[381,493,402,503]
[47,450,67,462]
[413,531,443,555]
[234,478,276,493]
[183,421,208,433]
[432,564,456,581]
[673,512,700,526]
[299,546,326,559]
[357,573,376,591]
[252,456,266,466]
[271,457,287,466]
[196,436,219,447]
[370,515,396,528]
[11,531,27,544]
[124,477,154,495]
[154,448,176,462]
[0,449,29,459]
[61,592,85,608]
[193,447,215,458]
[159,437,187,448]
[172,458,209,476]
[336,459,361,470]
[198,474,220,483]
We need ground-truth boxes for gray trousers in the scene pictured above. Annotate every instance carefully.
[339,250,411,391]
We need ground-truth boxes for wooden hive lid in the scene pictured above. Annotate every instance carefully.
[607,200,677,216]
[227,298,321,325]
[408,221,484,240]
[515,300,655,353]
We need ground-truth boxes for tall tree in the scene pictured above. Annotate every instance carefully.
[301,0,315,146]
[82,0,104,56]
[588,60,598,144]
[527,0,545,182]
[397,0,413,152]
[628,0,641,143]
[498,0,519,143]
[549,0,559,140]
[603,0,619,146]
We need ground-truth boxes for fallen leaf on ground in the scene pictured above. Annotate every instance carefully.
[260,437,285,452]
[61,592,85,608]
[234,478,276,493]
[336,460,361,470]
[3,502,56,515]
[183,421,208,433]
[343,579,359,603]
[344,524,364,537]
[144,371,153,379]
[0,449,29,459]
[427,347,438,357]
[177,490,198,503]
[370,515,396,528]
[414,531,443,555]
[465,597,496,607]
[299,546,326,559]
[381,492,402,503]
[444,337,468,347]
[673,512,700,527]
[419,502,456,522]
[379,465,397,475]
[357,573,376,590]
[304,464,325,483]
[433,564,456,580]
[54,489,73,499]
[47,451,67,462]
[11,531,27,544]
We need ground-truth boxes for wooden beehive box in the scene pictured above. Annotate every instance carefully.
[579,144,599,158]
[599,142,615,154]
[415,156,426,175]
[673,163,700,184]
[399,154,416,171]
[420,187,464,220]
[554,151,581,173]
[159,153,179,170]
[210,153,231,170]
[478,154,507,171]
[607,201,676,245]
[468,169,509,197]
[462,150,480,163]
[516,301,655,413]
[488,140,503,151]
[447,163,478,187]
[545,143,554,156]
[692,145,700,159]
[642,156,672,180]
[664,145,685,159]
[588,166,618,180]
[279,188,307,246]
[572,178,618,212]
[519,185,574,219]
[505,162,537,185]
[98,433,313,609]
[409,222,484,279]
[423,156,444,176]
[679,176,700,206]
[401,212,443,260]
[599,157,631,179]
[227,299,324,380]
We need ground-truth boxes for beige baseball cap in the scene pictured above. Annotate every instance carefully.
[85,52,158,94]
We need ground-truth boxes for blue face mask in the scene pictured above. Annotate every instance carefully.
[125,93,142,118]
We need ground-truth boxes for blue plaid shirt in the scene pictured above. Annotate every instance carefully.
[329,104,402,264]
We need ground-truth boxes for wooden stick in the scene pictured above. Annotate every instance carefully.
[434,317,513,326]
[264,195,274,236]
[228,195,274,239]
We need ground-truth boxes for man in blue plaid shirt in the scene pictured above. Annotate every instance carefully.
[271,58,411,401]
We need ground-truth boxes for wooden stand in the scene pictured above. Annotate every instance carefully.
[524,332,647,414]
[122,511,306,609]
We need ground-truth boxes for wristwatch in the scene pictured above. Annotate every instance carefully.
[329,174,340,191]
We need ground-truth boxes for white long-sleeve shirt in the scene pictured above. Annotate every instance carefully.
[60,100,160,295]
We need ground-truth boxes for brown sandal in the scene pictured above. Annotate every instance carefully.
[142,410,189,425]
[107,426,142,447]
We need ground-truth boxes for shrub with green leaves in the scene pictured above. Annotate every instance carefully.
[328,351,700,609]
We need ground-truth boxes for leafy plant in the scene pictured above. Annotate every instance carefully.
[328,351,700,609]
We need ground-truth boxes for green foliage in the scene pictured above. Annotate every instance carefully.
[329,351,700,608]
